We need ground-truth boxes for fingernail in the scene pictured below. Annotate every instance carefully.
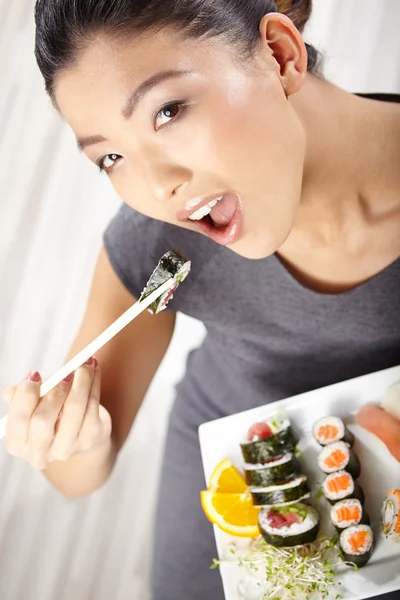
[63,373,74,383]
[84,357,93,366]
[26,371,41,383]
[93,358,99,368]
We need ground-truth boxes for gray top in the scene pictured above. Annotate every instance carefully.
[103,204,400,430]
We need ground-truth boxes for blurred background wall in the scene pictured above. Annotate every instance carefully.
[0,1,399,599]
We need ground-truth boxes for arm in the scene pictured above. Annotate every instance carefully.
[43,246,176,497]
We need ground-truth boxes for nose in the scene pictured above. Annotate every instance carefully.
[140,152,191,203]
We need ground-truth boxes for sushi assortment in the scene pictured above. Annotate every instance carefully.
[240,415,320,547]
[313,415,373,568]
[382,489,400,542]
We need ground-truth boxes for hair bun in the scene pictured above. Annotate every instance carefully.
[275,0,312,32]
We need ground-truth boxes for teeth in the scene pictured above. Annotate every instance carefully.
[188,196,223,221]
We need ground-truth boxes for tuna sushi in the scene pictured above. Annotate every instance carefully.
[244,453,301,488]
[340,525,374,568]
[322,470,365,505]
[240,417,299,464]
[317,441,361,479]
[382,489,400,541]
[258,503,320,547]
[139,250,191,314]
[250,475,310,507]
[313,416,354,447]
[331,499,369,531]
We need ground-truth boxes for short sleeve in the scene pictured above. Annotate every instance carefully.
[102,203,171,299]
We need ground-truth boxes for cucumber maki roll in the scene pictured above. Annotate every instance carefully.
[313,416,354,447]
[139,250,191,314]
[258,503,320,547]
[250,475,310,507]
[340,525,374,568]
[244,453,301,488]
[322,470,365,505]
[382,489,400,541]
[318,441,361,479]
[240,417,299,464]
[330,499,369,531]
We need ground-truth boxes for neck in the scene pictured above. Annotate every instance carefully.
[284,75,400,250]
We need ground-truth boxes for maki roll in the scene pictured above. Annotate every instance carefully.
[382,489,400,541]
[317,442,361,479]
[331,499,369,531]
[258,503,320,547]
[322,470,365,505]
[240,417,299,464]
[250,475,310,507]
[340,525,374,568]
[313,416,354,447]
[139,250,191,314]
[244,453,301,488]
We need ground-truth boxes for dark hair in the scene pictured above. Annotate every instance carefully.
[35,0,321,98]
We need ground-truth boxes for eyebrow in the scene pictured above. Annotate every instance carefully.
[77,69,192,152]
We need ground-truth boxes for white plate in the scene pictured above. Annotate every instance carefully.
[199,366,400,600]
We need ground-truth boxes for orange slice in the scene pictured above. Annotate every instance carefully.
[209,458,248,493]
[201,490,260,538]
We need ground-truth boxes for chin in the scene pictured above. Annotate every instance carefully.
[229,237,279,260]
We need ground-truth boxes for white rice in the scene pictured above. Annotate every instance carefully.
[244,453,293,471]
[382,490,400,538]
[331,499,362,528]
[340,525,373,555]
[322,470,354,501]
[313,416,345,444]
[259,504,319,537]
[250,475,306,493]
[318,441,350,473]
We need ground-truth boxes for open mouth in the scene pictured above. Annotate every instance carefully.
[182,192,243,246]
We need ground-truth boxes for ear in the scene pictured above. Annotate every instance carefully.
[258,13,308,96]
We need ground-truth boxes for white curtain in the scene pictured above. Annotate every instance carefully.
[0,2,399,599]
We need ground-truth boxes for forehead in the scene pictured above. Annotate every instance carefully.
[54,30,236,127]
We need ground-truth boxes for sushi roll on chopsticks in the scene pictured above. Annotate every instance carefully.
[244,453,301,488]
[331,499,369,531]
[382,489,400,542]
[318,441,361,479]
[240,417,299,464]
[139,250,191,314]
[258,503,320,547]
[313,416,354,447]
[322,470,365,505]
[339,525,374,568]
[251,475,310,507]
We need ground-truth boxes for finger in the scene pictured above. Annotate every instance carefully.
[358,404,400,462]
[7,373,42,455]
[2,385,17,404]
[28,378,73,470]
[78,361,109,452]
[49,358,96,462]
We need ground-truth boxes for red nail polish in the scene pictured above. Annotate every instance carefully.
[63,373,74,383]
[26,371,41,383]
[84,357,93,366]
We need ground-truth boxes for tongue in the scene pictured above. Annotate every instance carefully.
[209,195,237,228]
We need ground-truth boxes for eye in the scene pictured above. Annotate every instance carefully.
[154,102,185,130]
[98,153,122,173]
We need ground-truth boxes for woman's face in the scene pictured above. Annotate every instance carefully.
[55,22,306,259]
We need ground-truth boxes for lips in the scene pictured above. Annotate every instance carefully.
[177,192,243,246]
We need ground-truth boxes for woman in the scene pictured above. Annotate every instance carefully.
[4,1,400,598]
